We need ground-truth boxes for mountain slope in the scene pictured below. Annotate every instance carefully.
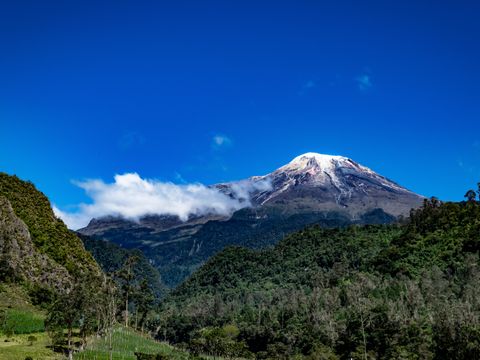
[0,196,71,290]
[79,153,423,286]
[0,173,101,290]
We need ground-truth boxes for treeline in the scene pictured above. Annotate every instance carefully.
[44,254,158,359]
[155,186,480,359]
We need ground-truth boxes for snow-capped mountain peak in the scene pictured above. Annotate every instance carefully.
[289,152,346,166]
[213,152,423,218]
[241,152,423,217]
[281,152,350,178]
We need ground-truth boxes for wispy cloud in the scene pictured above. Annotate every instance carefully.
[355,74,373,91]
[54,173,271,230]
[298,80,317,96]
[212,134,232,149]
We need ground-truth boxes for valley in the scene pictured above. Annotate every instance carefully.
[78,153,423,287]
[1,156,479,359]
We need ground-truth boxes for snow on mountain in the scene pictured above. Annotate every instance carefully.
[218,152,423,217]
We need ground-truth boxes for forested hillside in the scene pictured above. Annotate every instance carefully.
[0,172,100,289]
[157,194,480,359]
[84,207,397,287]
[79,234,166,300]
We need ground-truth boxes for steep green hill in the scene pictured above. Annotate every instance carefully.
[158,198,480,359]
[0,172,101,289]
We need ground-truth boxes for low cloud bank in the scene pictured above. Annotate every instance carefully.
[54,173,271,230]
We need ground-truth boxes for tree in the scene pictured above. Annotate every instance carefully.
[46,287,82,359]
[464,189,476,202]
[98,275,118,360]
[189,325,252,359]
[116,255,140,327]
[134,278,155,332]
[46,276,102,360]
[79,281,103,350]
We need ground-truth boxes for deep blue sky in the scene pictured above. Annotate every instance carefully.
[1,0,480,208]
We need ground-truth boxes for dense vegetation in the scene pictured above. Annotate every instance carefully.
[79,234,166,300]
[95,207,395,287]
[156,192,480,359]
[0,173,99,280]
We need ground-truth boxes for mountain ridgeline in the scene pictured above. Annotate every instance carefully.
[79,153,423,286]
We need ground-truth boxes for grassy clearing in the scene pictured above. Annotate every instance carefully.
[0,331,61,360]
[0,284,46,335]
[74,326,193,360]
[0,284,56,359]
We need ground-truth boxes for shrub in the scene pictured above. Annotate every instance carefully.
[27,335,37,345]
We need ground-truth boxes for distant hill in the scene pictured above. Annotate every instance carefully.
[79,153,423,287]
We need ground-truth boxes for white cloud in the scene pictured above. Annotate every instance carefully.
[355,74,373,91]
[53,206,92,231]
[54,173,271,230]
[212,134,232,149]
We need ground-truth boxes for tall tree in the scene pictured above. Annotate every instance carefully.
[98,275,118,360]
[464,189,476,202]
[134,278,155,332]
[116,255,140,327]
[46,277,100,360]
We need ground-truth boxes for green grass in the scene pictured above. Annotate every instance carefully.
[74,326,194,360]
[1,308,45,335]
[0,331,61,360]
[0,284,58,359]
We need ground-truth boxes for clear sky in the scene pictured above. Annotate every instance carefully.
[1,0,480,213]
